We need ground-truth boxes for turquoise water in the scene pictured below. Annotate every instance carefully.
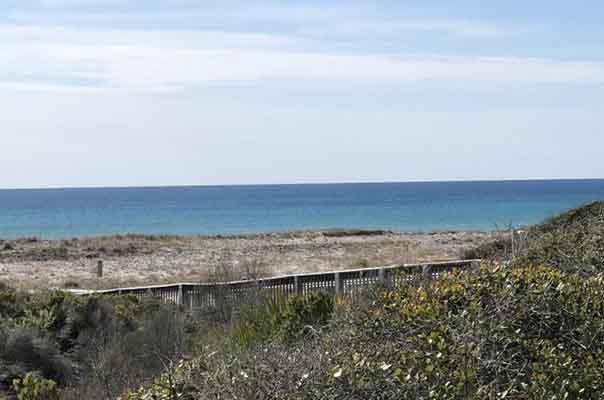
[0,180,603,239]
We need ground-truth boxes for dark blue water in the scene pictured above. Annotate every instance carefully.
[0,180,603,239]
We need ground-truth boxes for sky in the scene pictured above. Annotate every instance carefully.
[1,1,603,189]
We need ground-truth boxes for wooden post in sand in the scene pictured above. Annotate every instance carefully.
[96,260,103,278]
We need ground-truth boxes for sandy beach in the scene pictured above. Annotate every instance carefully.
[0,229,503,290]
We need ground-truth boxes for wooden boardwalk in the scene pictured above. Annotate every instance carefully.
[70,259,480,311]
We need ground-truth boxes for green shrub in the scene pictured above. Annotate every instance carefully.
[13,372,59,400]
[1,328,73,385]
[231,292,334,347]
[124,265,604,399]
[0,285,191,399]
[353,258,371,268]
[280,292,334,339]
[0,286,19,318]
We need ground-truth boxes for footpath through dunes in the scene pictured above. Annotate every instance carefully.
[0,229,501,290]
[465,200,604,271]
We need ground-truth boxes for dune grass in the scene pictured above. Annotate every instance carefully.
[464,200,604,272]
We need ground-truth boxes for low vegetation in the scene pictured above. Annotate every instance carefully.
[5,261,604,399]
[3,202,603,399]
[0,283,193,399]
[464,200,604,272]
[118,265,604,399]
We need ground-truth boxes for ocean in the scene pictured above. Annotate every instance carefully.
[0,180,603,239]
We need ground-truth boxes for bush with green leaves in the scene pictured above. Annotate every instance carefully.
[231,291,334,347]
[124,265,604,399]
[0,285,193,399]
[13,372,59,400]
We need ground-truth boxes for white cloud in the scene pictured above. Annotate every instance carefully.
[7,3,527,38]
[24,0,127,7]
[376,19,530,37]
[0,25,296,50]
[1,25,603,93]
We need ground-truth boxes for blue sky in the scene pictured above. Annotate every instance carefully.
[1,1,603,188]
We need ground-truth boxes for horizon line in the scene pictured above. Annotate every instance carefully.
[1,177,603,191]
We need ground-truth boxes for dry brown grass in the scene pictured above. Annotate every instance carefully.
[0,230,500,290]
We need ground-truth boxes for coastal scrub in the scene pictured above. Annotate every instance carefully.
[120,264,604,399]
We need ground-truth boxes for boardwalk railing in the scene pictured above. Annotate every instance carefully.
[70,259,480,312]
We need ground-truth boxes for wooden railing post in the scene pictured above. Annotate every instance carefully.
[215,284,224,312]
[378,268,393,288]
[422,264,432,280]
[294,276,302,295]
[378,268,385,284]
[334,272,343,296]
[255,280,262,305]
[177,284,184,306]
